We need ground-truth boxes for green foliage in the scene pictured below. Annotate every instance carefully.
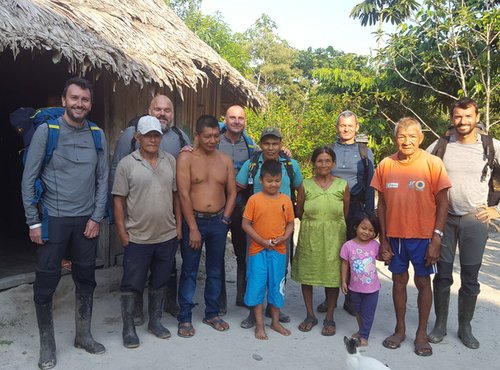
[242,15,302,96]
[165,0,250,75]
[350,0,419,27]
[167,0,498,168]
[382,0,500,132]
[246,94,337,178]
[165,0,201,20]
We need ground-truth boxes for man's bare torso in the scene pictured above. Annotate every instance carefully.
[183,149,229,212]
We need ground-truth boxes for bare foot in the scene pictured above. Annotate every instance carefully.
[359,338,369,346]
[255,323,268,340]
[351,331,360,339]
[271,322,291,336]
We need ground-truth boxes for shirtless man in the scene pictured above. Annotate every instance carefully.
[176,115,236,338]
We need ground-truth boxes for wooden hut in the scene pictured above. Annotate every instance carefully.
[0,0,264,289]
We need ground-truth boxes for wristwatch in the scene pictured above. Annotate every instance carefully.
[433,229,444,238]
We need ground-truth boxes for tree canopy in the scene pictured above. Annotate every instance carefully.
[166,0,499,169]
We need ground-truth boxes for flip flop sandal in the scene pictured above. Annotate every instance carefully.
[321,319,336,336]
[414,341,433,356]
[202,317,229,332]
[177,322,195,338]
[298,316,318,332]
[382,334,405,349]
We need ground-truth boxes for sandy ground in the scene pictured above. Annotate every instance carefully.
[1,227,499,370]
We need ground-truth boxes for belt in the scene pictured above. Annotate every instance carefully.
[193,208,224,219]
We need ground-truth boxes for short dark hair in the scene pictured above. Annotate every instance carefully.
[311,146,336,163]
[62,77,93,101]
[451,98,479,117]
[352,212,380,239]
[195,115,219,134]
[260,159,282,178]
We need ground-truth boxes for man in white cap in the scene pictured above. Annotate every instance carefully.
[112,115,181,348]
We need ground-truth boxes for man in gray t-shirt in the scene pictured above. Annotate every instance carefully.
[427,98,500,350]
[21,77,108,369]
[113,116,180,348]
[110,95,191,320]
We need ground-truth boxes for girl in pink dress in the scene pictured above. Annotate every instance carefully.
[340,212,381,346]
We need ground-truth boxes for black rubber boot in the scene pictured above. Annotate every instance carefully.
[163,283,180,317]
[74,293,106,354]
[458,294,480,349]
[235,268,246,307]
[35,302,56,370]
[148,287,171,339]
[240,309,256,329]
[428,263,453,343]
[428,288,450,343]
[121,293,140,348]
[133,291,144,326]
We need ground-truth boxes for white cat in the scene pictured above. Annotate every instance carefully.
[344,336,392,370]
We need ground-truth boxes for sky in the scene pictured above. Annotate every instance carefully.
[200,0,397,56]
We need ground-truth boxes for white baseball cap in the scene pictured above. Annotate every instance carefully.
[137,115,162,135]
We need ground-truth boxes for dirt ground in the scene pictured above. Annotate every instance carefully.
[1,227,499,370]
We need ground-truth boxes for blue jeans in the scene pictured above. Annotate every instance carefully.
[178,215,228,323]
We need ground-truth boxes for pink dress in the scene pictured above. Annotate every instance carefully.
[340,239,381,294]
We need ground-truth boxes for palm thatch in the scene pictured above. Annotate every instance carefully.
[0,0,265,107]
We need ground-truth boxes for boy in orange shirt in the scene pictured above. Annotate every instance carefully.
[242,160,295,340]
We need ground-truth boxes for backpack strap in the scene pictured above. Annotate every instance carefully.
[247,151,261,197]
[279,151,296,204]
[480,134,495,182]
[242,132,255,158]
[88,122,103,152]
[171,125,188,148]
[358,142,369,198]
[44,120,60,165]
[431,136,451,159]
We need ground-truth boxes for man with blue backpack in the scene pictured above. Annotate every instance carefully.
[21,77,108,370]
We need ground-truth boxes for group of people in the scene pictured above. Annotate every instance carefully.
[21,77,499,370]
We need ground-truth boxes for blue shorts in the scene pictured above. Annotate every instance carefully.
[388,238,437,277]
[244,249,286,308]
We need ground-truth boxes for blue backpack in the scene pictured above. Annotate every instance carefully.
[10,107,103,240]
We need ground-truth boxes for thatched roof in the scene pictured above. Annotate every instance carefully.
[0,0,265,107]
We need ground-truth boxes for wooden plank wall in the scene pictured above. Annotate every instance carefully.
[92,72,226,266]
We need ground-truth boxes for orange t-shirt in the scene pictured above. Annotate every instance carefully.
[243,192,295,256]
[371,149,451,239]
